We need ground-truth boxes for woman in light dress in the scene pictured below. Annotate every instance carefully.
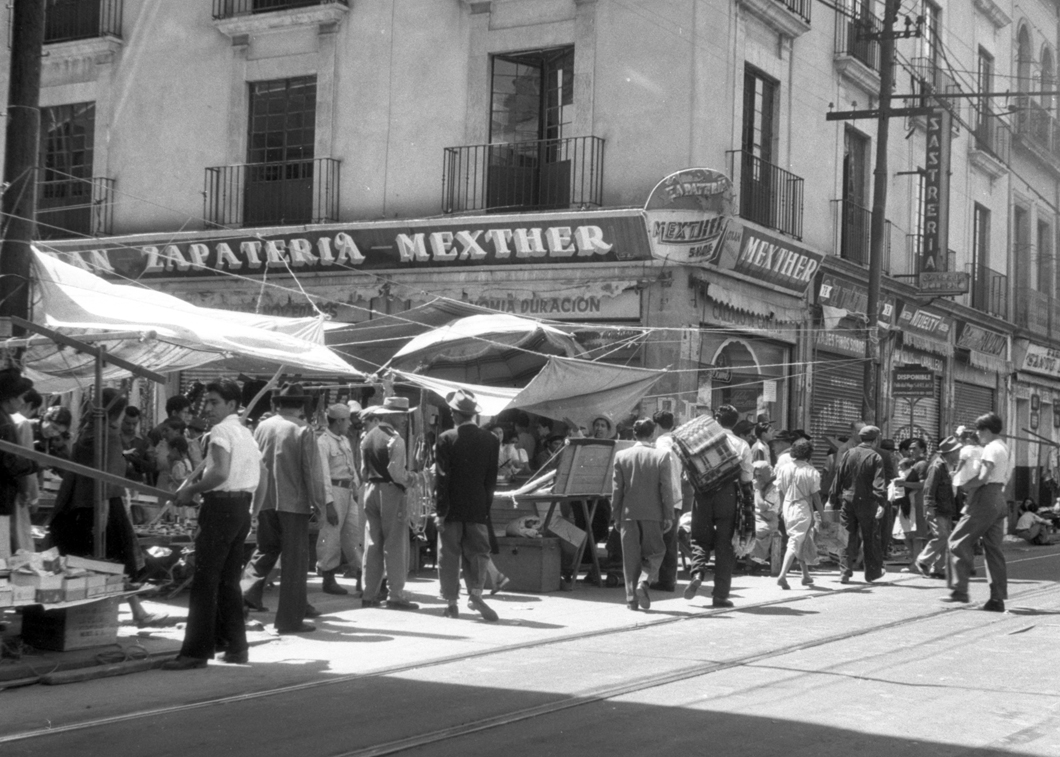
[748,460,781,569]
[775,439,824,589]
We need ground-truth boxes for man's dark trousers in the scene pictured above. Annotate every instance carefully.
[657,519,678,587]
[242,510,311,632]
[689,483,737,600]
[180,493,251,660]
[840,499,883,580]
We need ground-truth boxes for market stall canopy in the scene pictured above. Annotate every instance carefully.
[326,298,487,374]
[22,249,362,391]
[395,355,665,425]
[385,313,585,386]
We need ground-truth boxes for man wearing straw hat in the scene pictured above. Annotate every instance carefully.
[360,395,419,610]
[434,389,500,621]
[241,383,326,634]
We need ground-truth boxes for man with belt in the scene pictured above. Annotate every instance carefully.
[317,403,361,596]
[684,404,754,608]
[945,412,1012,611]
[360,396,418,610]
[435,389,500,621]
[829,424,887,584]
[164,380,262,669]
[241,383,327,634]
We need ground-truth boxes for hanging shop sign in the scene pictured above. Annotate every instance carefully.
[644,168,740,267]
[730,226,822,294]
[815,329,866,357]
[896,303,953,341]
[893,365,936,398]
[703,301,797,343]
[816,273,895,323]
[1020,342,1060,380]
[919,270,969,297]
[955,322,1006,357]
[43,210,653,280]
[919,109,952,277]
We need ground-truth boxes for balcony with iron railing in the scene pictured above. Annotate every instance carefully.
[834,8,880,93]
[727,151,804,240]
[968,110,1012,178]
[833,199,894,267]
[737,0,811,37]
[967,262,1008,319]
[442,136,604,214]
[212,0,347,19]
[204,158,340,228]
[36,174,114,240]
[1014,284,1053,335]
[44,0,122,44]
[1014,97,1060,165]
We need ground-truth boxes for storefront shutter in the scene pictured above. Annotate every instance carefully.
[952,380,996,430]
[890,375,942,452]
[809,353,865,469]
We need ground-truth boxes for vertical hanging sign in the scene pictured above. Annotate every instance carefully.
[919,109,952,276]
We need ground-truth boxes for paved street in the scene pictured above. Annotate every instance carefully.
[2,542,1059,756]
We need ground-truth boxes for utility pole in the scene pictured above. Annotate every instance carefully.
[862,0,900,425]
[0,0,45,335]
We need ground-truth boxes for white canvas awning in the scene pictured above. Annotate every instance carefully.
[21,249,361,391]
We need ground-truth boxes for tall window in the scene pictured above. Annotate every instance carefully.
[1038,220,1053,296]
[973,204,990,272]
[245,76,317,226]
[1017,27,1034,116]
[490,47,573,145]
[975,48,994,141]
[839,128,871,263]
[1042,48,1055,112]
[742,67,777,164]
[486,47,575,210]
[1014,205,1030,287]
[37,102,95,239]
[923,1,941,84]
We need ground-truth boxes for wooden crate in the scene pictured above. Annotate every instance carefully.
[492,537,561,592]
[21,597,120,651]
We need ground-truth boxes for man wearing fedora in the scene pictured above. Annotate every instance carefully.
[317,403,361,596]
[242,383,327,634]
[360,395,418,610]
[434,389,500,621]
[914,435,961,578]
[828,424,887,584]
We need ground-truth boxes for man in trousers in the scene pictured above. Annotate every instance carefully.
[651,410,686,592]
[241,383,327,634]
[612,418,676,611]
[164,380,262,669]
[317,403,361,596]
[945,412,1012,611]
[434,389,500,621]
[684,405,753,608]
[829,424,887,584]
[360,396,418,610]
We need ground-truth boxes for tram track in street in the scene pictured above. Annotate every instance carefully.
[4,565,1058,751]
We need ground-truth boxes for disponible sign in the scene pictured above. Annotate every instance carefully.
[44,211,652,280]
[893,365,936,398]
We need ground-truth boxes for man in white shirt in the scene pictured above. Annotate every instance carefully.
[944,412,1011,612]
[164,380,263,670]
[684,404,754,608]
[317,403,361,596]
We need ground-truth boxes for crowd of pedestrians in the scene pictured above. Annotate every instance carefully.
[0,364,1030,670]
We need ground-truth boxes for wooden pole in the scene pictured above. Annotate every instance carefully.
[93,348,105,558]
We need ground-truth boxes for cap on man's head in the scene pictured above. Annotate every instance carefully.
[326,403,351,420]
[858,425,881,441]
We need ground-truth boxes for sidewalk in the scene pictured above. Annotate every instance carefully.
[1,538,1051,687]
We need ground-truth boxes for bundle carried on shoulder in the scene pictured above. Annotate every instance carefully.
[671,415,743,496]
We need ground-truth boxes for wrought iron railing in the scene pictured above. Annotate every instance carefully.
[442,135,604,214]
[44,0,122,44]
[204,158,340,228]
[833,198,873,265]
[968,262,1007,319]
[212,0,347,19]
[1015,98,1060,161]
[728,151,804,240]
[972,112,1012,163]
[36,175,114,239]
[1014,285,1051,335]
[777,0,811,24]
[834,7,880,72]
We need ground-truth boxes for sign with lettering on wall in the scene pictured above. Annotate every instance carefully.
[892,365,936,398]
[919,109,952,276]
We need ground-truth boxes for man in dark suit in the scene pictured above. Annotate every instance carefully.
[434,389,500,621]
[611,418,675,611]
